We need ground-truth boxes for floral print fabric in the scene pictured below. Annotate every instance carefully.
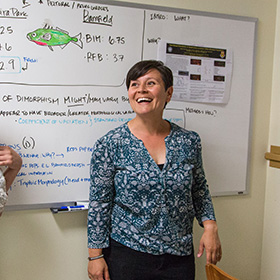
[0,169,7,214]
[88,122,215,256]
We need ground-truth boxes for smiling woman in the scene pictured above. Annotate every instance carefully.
[87,60,222,280]
[125,61,173,128]
[127,68,173,122]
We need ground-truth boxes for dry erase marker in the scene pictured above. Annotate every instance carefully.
[61,205,87,211]
[50,205,87,213]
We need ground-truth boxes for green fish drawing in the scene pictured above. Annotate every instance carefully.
[27,25,83,51]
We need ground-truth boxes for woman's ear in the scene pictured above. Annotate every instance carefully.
[166,86,173,103]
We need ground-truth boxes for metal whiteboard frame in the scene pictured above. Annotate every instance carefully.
[5,0,257,211]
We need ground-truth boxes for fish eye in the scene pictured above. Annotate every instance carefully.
[32,33,37,38]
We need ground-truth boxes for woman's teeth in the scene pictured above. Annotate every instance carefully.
[137,98,152,103]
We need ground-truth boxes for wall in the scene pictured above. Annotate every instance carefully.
[260,0,280,278]
[0,0,277,279]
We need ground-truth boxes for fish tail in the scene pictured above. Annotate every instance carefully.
[71,33,83,49]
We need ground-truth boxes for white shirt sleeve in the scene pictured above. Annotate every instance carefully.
[0,169,8,214]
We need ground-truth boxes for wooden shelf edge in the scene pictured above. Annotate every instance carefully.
[265,146,280,169]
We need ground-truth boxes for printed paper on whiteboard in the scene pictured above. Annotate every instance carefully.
[158,42,233,104]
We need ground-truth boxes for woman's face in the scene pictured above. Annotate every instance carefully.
[128,69,173,118]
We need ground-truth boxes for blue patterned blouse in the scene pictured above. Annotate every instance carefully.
[87,122,216,256]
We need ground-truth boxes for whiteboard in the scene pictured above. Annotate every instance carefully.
[0,0,257,209]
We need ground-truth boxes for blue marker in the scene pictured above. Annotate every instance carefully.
[61,205,88,211]
[50,204,88,213]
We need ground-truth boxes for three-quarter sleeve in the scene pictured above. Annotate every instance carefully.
[87,123,217,255]
[191,133,216,227]
[87,138,115,248]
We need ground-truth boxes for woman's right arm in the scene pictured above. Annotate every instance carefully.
[88,248,110,280]
[87,139,115,280]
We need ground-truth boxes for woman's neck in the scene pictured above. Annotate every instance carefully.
[128,117,170,137]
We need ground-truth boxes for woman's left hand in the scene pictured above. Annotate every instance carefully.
[197,220,222,264]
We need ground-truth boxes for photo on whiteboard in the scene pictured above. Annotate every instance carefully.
[158,41,233,104]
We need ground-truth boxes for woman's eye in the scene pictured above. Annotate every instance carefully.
[147,81,155,86]
[130,82,138,87]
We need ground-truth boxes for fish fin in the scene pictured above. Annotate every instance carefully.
[43,24,53,30]
[60,44,68,49]
[56,27,69,35]
[48,45,54,51]
[71,33,83,49]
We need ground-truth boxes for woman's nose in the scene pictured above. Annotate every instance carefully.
[137,83,147,92]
